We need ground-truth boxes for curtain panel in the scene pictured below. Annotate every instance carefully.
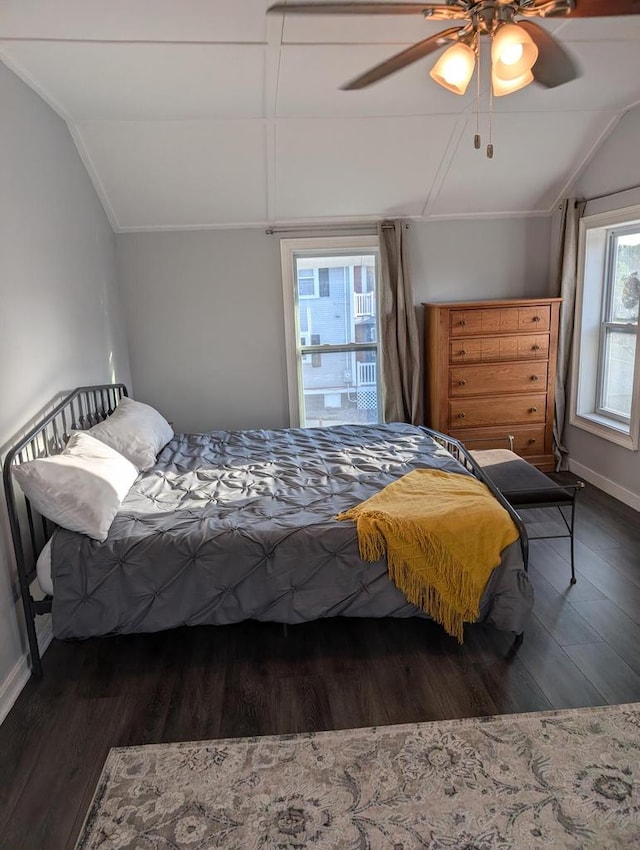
[553,198,586,470]
[378,221,423,425]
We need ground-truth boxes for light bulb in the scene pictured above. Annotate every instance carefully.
[443,55,471,85]
[491,24,538,81]
[430,42,476,96]
[499,42,523,66]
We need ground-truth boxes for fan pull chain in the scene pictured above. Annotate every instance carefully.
[487,74,494,159]
[474,35,481,150]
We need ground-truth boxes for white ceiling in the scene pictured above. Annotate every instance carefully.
[2,0,639,231]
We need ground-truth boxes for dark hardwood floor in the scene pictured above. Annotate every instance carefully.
[1,476,639,850]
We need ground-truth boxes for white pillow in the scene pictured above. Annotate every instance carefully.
[13,431,138,542]
[87,396,173,471]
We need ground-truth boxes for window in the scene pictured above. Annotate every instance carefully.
[281,236,381,427]
[572,206,640,450]
[298,267,331,299]
[298,268,317,299]
[597,226,639,422]
[318,268,330,298]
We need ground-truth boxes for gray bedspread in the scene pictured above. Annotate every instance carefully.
[51,423,533,640]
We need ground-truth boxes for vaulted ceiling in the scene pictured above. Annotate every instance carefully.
[2,1,639,230]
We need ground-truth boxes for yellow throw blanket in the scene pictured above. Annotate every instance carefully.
[336,469,519,642]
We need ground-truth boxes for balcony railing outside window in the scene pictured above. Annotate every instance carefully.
[356,361,376,386]
[354,291,375,317]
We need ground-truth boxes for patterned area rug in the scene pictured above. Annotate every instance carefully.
[77,703,640,849]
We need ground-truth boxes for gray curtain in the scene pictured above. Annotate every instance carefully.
[553,198,586,470]
[378,220,423,424]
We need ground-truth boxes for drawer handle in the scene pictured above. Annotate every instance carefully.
[528,438,536,444]
[532,344,540,351]
[460,349,467,356]
[459,379,467,386]
[458,412,466,419]
[533,315,542,323]
[531,375,540,382]
[530,407,538,413]
[459,320,466,327]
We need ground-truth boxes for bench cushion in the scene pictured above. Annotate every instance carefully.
[469,449,573,506]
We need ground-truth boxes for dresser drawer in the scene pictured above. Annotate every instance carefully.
[449,362,548,396]
[450,308,517,336]
[449,334,549,364]
[518,305,550,331]
[449,395,546,428]
[449,425,546,456]
[450,305,551,336]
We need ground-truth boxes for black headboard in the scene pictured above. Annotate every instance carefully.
[3,383,128,677]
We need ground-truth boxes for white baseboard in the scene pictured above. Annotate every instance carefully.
[569,459,640,512]
[0,617,53,727]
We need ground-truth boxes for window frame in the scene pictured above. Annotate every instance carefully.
[571,205,640,450]
[595,224,639,424]
[280,235,381,428]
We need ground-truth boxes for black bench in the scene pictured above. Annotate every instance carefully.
[470,448,585,584]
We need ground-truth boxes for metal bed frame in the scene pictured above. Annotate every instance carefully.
[423,428,529,573]
[3,384,128,678]
[424,427,529,649]
[3,385,528,679]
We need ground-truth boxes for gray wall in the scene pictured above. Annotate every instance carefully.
[0,64,131,700]
[116,230,289,433]
[564,104,640,504]
[408,216,552,303]
[116,215,552,433]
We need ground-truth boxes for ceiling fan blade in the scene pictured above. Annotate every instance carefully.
[563,0,640,16]
[267,3,460,14]
[518,20,580,88]
[341,26,462,89]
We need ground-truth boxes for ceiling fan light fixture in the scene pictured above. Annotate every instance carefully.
[491,23,539,81]
[429,41,476,95]
[491,66,534,97]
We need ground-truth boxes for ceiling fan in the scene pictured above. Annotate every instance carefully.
[267,1,640,97]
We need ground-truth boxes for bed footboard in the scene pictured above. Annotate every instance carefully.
[421,427,529,571]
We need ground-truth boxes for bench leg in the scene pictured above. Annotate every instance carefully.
[569,499,577,585]
[557,501,578,586]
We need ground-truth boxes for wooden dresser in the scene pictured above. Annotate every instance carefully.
[424,297,561,471]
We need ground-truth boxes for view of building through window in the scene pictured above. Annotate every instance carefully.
[294,253,380,427]
[599,230,640,421]
[573,208,640,449]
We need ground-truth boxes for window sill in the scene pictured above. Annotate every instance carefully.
[570,411,638,451]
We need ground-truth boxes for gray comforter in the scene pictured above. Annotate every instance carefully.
[51,423,533,640]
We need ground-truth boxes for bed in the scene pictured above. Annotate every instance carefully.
[4,384,532,678]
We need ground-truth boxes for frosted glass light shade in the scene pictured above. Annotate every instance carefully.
[430,42,476,95]
[492,24,538,81]
[492,67,534,97]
